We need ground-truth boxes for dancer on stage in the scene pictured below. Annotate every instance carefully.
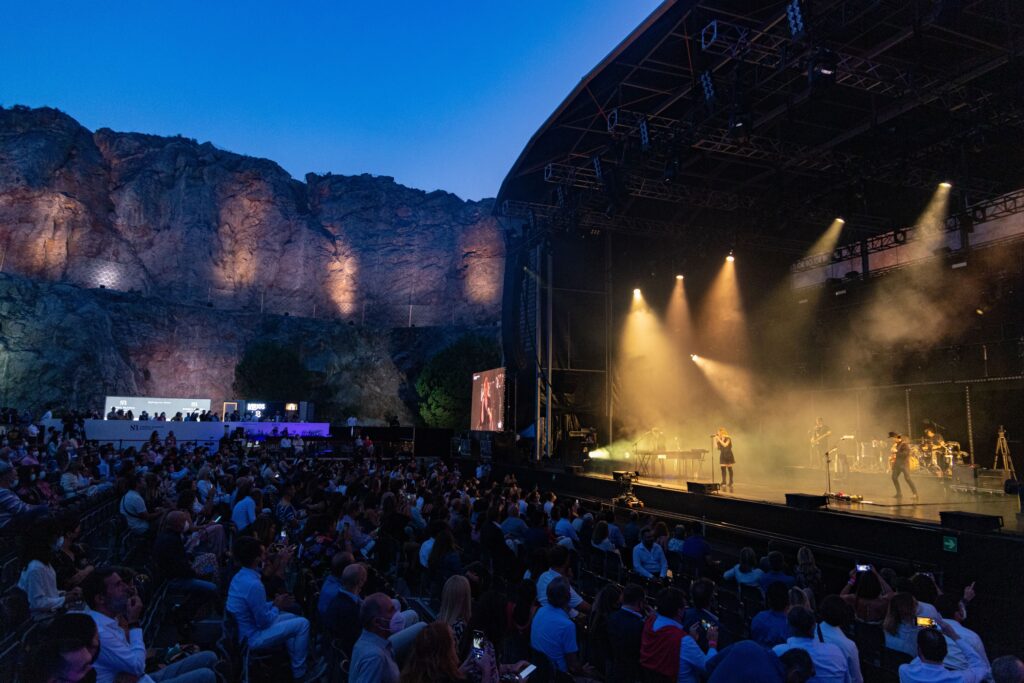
[715,427,735,487]
[888,431,918,499]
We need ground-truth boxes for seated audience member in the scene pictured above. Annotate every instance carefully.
[530,576,597,679]
[231,477,257,533]
[587,584,621,675]
[991,656,1024,683]
[606,583,648,682]
[318,551,355,622]
[840,565,894,623]
[226,537,311,680]
[399,622,471,683]
[898,623,990,683]
[908,572,944,623]
[18,517,79,618]
[324,563,368,653]
[751,581,792,647]
[0,459,49,531]
[536,544,590,614]
[773,606,849,683]
[120,473,162,537]
[152,510,218,622]
[884,592,921,657]
[794,546,823,597]
[350,593,401,683]
[22,637,94,683]
[935,594,988,672]
[418,520,446,569]
[682,578,722,638]
[83,567,217,683]
[707,642,815,683]
[427,529,463,587]
[633,527,669,580]
[500,503,529,545]
[759,551,796,592]
[640,586,687,681]
[551,505,579,544]
[590,520,618,554]
[724,546,764,587]
[437,574,473,648]
[680,523,718,575]
[52,511,95,591]
[818,595,863,683]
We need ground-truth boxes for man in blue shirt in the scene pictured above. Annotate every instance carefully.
[226,537,311,680]
[317,552,354,623]
[531,577,597,678]
[349,593,400,683]
[759,551,796,593]
[751,582,792,647]
[633,528,668,579]
[707,641,815,683]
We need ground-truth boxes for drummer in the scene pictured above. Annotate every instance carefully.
[922,426,948,474]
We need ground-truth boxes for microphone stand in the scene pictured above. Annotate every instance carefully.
[824,447,838,496]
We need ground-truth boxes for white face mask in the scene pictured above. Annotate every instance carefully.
[52,536,65,551]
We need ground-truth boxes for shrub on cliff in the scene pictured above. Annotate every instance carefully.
[233,340,311,401]
[416,335,500,430]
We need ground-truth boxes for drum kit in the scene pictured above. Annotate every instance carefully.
[856,436,969,475]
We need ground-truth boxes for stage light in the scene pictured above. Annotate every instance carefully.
[675,274,684,281]
[836,217,845,224]
[975,308,984,316]
[690,354,699,361]
[726,251,735,263]
[633,288,642,299]
[939,181,953,189]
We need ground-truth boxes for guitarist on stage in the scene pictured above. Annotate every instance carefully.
[809,417,832,468]
[889,431,919,499]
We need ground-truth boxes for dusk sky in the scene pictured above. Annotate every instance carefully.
[1,1,662,201]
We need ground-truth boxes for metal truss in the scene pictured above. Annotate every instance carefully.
[791,188,1024,272]
[543,161,755,211]
[700,18,920,97]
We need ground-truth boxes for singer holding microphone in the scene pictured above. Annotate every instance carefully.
[714,427,735,488]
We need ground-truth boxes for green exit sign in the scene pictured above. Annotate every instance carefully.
[943,535,959,553]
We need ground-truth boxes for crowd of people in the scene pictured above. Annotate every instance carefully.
[1,406,1023,683]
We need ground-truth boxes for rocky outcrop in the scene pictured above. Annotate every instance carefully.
[0,106,504,327]
[0,271,491,419]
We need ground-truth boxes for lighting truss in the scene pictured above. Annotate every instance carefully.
[790,188,1024,273]
[543,161,755,211]
[701,18,919,96]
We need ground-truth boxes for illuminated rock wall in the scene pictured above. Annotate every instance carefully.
[0,106,504,326]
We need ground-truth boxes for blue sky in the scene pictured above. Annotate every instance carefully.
[1,1,662,201]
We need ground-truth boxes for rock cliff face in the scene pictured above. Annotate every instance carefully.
[0,271,490,420]
[0,106,504,326]
[0,105,505,418]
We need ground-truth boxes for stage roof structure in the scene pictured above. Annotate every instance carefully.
[496,0,1024,256]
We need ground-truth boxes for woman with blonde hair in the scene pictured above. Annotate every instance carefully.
[715,427,736,487]
[437,574,473,646]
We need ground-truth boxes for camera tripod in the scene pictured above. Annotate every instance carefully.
[993,426,1017,479]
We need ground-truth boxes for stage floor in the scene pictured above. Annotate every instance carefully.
[583,465,1023,532]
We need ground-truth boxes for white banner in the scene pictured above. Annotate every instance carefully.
[83,419,330,448]
[104,396,211,419]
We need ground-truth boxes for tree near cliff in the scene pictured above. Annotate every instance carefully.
[416,335,500,430]
[233,340,311,401]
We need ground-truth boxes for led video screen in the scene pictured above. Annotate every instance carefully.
[471,367,505,431]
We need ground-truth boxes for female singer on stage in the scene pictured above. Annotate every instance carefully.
[715,427,735,487]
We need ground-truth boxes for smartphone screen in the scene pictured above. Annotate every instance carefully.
[916,617,936,628]
[213,516,222,523]
[472,630,484,650]
[856,564,871,572]
[518,664,537,679]
[279,530,287,540]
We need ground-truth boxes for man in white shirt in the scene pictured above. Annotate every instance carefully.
[773,607,850,683]
[535,545,590,615]
[935,594,989,672]
[632,528,668,579]
[818,596,863,683]
[83,567,217,683]
[899,623,990,683]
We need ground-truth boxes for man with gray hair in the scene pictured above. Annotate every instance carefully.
[349,593,400,683]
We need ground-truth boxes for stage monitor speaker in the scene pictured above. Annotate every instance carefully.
[687,482,720,494]
[939,511,1003,533]
[785,493,828,510]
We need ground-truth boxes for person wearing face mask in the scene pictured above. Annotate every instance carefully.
[349,592,405,683]
[18,517,82,618]
[152,511,219,628]
[0,459,50,532]
[226,536,314,681]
